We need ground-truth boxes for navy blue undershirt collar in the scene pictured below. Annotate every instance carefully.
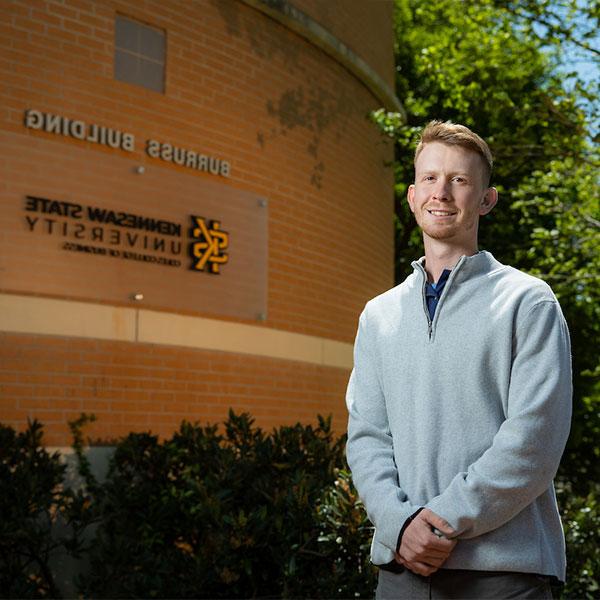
[425,269,451,321]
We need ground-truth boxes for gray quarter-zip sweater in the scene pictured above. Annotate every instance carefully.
[346,251,572,581]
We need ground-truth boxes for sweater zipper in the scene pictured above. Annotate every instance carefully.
[421,277,433,340]
[419,256,467,342]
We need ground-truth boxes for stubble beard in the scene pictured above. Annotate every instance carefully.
[416,211,460,241]
[417,208,479,242]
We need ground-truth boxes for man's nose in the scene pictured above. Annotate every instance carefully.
[432,180,450,200]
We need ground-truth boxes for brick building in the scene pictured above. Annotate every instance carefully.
[0,0,400,446]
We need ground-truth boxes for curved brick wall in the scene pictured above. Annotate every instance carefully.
[0,0,395,444]
[291,0,395,89]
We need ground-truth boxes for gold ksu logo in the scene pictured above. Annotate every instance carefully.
[189,216,229,274]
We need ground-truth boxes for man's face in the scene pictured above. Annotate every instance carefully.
[407,142,496,246]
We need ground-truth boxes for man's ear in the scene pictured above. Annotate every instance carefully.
[407,184,416,214]
[479,187,498,216]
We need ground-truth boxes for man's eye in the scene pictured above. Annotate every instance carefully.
[453,177,466,183]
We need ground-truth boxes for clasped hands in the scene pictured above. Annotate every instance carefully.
[395,508,457,576]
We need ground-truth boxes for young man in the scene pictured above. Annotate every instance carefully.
[346,121,572,599]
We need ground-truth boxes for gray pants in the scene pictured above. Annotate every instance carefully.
[376,568,555,599]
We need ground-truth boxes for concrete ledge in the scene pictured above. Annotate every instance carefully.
[0,293,353,369]
[0,294,136,341]
[138,308,353,367]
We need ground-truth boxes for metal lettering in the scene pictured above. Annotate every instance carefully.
[122,132,134,152]
[87,124,99,143]
[109,229,121,244]
[91,227,103,241]
[185,151,197,168]
[173,146,185,165]
[45,114,61,134]
[25,216,38,231]
[160,143,172,161]
[106,129,120,149]
[24,109,43,129]
[70,120,86,140]
[197,154,208,170]
[44,218,57,234]
[146,139,160,158]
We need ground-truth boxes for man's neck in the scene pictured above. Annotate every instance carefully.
[423,238,479,282]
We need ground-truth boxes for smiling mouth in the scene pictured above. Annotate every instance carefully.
[427,209,456,216]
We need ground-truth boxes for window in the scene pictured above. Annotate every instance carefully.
[114,15,165,93]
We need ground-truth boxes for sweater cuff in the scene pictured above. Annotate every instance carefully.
[396,507,425,552]
[426,495,461,536]
[374,499,422,552]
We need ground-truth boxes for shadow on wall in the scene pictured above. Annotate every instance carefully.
[210,0,353,190]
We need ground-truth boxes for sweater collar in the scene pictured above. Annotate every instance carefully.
[411,251,504,284]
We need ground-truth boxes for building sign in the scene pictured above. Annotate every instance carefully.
[23,196,229,274]
[24,109,231,178]
[0,131,267,320]
[189,217,229,274]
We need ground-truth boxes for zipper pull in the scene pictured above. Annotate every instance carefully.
[428,320,432,340]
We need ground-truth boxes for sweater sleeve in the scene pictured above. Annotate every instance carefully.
[426,300,572,539]
[346,307,421,554]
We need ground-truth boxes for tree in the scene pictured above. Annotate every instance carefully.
[377,0,595,268]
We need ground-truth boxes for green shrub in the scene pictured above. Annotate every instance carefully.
[557,479,600,599]
[313,469,376,598]
[0,420,88,598]
[1,414,598,599]
[76,411,376,599]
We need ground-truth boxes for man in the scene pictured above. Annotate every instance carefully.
[346,121,572,599]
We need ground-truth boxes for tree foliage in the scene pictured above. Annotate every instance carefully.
[379,0,597,271]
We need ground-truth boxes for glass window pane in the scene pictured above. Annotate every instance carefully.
[140,26,165,63]
[114,16,165,93]
[115,16,139,53]
[140,58,164,92]
[115,50,139,84]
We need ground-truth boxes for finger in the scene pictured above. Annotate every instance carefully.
[413,521,457,550]
[400,532,455,561]
[411,516,456,550]
[407,529,456,554]
[402,543,451,561]
[424,534,457,552]
[397,552,441,575]
[398,540,452,565]
[402,548,447,567]
[421,509,455,537]
[402,559,438,577]
[419,554,446,567]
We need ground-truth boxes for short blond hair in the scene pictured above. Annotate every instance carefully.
[414,120,493,185]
